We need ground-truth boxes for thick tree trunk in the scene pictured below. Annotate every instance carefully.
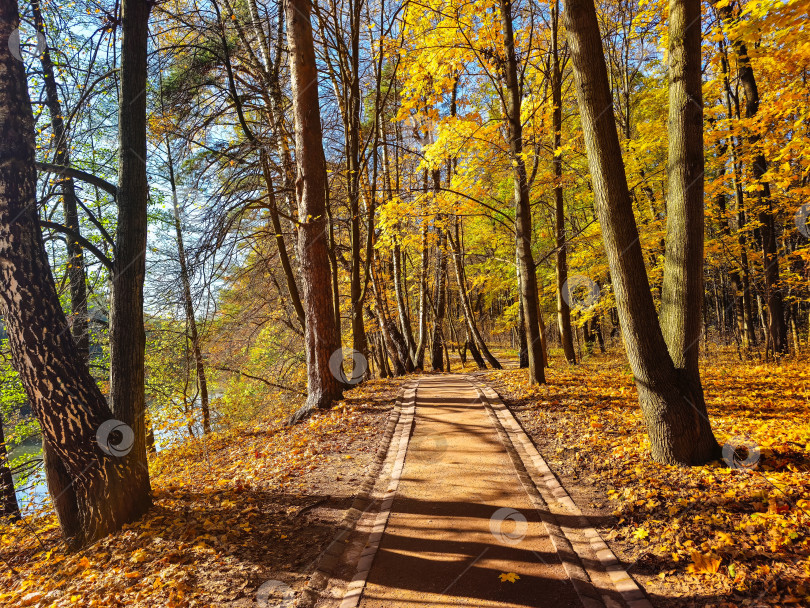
[499,0,545,384]
[167,146,210,434]
[562,0,720,465]
[0,5,150,545]
[109,0,152,505]
[0,414,20,521]
[552,0,576,365]
[286,0,343,421]
[32,0,89,361]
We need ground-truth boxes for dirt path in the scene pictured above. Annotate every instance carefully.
[352,375,588,608]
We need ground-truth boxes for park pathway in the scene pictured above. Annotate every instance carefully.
[335,374,626,608]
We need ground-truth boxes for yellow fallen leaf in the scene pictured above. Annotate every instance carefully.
[686,551,721,574]
[498,572,520,583]
[130,548,149,563]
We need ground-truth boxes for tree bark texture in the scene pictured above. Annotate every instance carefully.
[286,0,343,419]
[562,0,720,465]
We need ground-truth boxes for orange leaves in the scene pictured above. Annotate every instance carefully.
[687,551,722,574]
[489,349,810,605]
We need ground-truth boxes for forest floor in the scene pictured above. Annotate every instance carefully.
[0,376,411,608]
[485,346,810,607]
[2,347,808,608]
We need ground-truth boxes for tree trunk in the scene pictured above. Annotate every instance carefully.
[713,0,786,354]
[552,0,576,365]
[0,4,150,545]
[32,0,89,361]
[448,220,501,368]
[414,221,429,369]
[109,0,152,504]
[167,144,210,434]
[430,223,448,372]
[0,413,20,521]
[393,242,416,359]
[499,0,545,384]
[286,0,342,421]
[562,0,720,465]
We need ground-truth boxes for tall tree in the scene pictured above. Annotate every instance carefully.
[499,0,545,384]
[109,0,152,506]
[0,0,150,545]
[562,0,720,464]
[286,0,343,421]
[713,0,787,355]
[552,0,577,365]
[32,0,89,361]
[166,141,211,434]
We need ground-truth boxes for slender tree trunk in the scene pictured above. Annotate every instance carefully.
[109,0,152,505]
[552,0,576,365]
[0,4,149,545]
[720,47,757,347]
[516,266,529,368]
[0,414,20,521]
[499,0,545,384]
[166,145,210,434]
[430,222,448,372]
[392,242,416,358]
[713,0,786,354]
[32,0,89,360]
[448,220,500,368]
[414,221,429,369]
[286,0,342,420]
[562,0,720,464]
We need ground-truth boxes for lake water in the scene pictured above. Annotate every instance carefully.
[8,415,214,513]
